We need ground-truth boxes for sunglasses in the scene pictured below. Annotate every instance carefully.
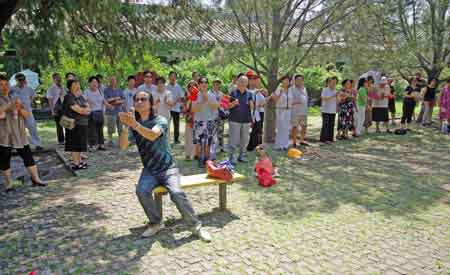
[144,75,152,78]
[134,97,149,103]
[199,81,208,84]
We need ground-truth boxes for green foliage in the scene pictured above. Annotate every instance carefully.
[40,47,344,99]
[298,66,342,98]
[39,49,247,94]
[393,79,408,97]
[173,53,247,92]
[40,49,167,93]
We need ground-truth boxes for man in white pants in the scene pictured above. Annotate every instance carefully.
[228,76,255,165]
[10,73,43,150]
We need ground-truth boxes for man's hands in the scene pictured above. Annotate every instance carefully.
[14,98,23,110]
[229,99,239,108]
[119,112,138,129]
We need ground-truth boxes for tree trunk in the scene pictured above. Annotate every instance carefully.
[425,66,442,81]
[0,0,18,36]
[263,70,278,144]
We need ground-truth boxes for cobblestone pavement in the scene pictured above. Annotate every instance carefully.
[1,120,450,275]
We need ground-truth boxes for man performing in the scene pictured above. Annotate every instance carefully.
[118,91,211,241]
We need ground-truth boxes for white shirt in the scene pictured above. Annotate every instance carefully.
[10,85,35,111]
[151,90,173,120]
[137,83,157,94]
[274,88,293,109]
[46,84,66,108]
[209,89,223,120]
[290,86,308,116]
[255,91,266,113]
[166,83,184,112]
[254,91,266,121]
[84,89,105,112]
[372,85,389,108]
[321,87,337,114]
[123,87,138,111]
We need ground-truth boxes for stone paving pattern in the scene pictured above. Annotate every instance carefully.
[1,119,450,275]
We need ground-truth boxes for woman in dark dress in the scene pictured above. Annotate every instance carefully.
[63,79,91,170]
[337,79,355,139]
[422,78,438,126]
[388,78,396,125]
[401,78,420,130]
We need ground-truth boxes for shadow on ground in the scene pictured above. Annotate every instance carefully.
[237,125,450,220]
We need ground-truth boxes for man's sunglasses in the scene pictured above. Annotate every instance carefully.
[134,97,149,103]
[199,81,208,84]
[144,74,152,78]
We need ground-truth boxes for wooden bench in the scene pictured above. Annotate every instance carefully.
[152,173,247,218]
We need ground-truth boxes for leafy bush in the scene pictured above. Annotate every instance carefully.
[40,49,341,99]
[298,66,342,99]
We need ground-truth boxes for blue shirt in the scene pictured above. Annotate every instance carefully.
[229,89,254,123]
[10,85,35,111]
[133,115,174,174]
[103,87,125,115]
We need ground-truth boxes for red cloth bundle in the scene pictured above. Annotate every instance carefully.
[255,157,274,175]
[255,157,277,188]
[256,168,276,187]
[220,95,231,109]
[206,160,233,181]
[187,86,199,101]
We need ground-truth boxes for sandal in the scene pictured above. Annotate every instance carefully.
[71,162,88,170]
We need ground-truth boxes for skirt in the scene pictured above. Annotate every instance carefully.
[372,107,389,122]
[65,124,88,152]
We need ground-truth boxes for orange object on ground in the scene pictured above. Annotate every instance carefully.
[287,148,303,159]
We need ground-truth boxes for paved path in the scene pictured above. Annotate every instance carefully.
[1,122,449,275]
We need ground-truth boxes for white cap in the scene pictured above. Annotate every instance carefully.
[380,77,388,84]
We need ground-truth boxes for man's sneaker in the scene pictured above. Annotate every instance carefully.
[141,223,165,238]
[229,156,237,166]
[192,227,212,242]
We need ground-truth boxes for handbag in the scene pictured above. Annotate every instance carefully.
[59,115,75,130]
[206,160,234,181]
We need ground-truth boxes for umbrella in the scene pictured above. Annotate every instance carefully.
[359,70,382,85]
[9,69,40,90]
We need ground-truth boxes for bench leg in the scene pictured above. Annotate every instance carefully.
[219,183,227,210]
[155,193,163,219]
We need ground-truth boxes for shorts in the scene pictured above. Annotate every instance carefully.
[291,115,307,128]
[193,120,215,145]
